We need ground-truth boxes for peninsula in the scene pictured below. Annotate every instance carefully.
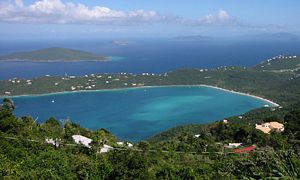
[0,47,109,62]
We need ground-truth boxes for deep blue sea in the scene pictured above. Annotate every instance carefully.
[1,38,300,80]
[6,86,274,141]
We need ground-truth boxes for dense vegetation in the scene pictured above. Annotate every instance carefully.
[0,47,108,61]
[0,99,300,179]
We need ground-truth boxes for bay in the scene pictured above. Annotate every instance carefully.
[5,86,274,141]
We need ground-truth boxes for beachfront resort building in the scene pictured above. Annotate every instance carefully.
[255,122,284,134]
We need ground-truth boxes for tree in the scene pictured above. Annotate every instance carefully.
[284,109,300,139]
[2,98,15,110]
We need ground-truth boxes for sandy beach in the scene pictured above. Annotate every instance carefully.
[198,85,280,107]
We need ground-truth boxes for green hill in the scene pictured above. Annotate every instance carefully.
[0,47,109,62]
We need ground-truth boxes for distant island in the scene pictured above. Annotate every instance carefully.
[112,40,134,46]
[0,47,110,62]
[174,35,214,41]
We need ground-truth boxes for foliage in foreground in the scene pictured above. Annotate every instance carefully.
[0,99,300,179]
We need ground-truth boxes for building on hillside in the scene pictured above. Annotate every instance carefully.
[223,119,229,124]
[99,144,113,153]
[255,122,284,134]
[127,142,133,147]
[234,145,256,154]
[117,142,124,145]
[45,138,60,148]
[225,143,243,148]
[194,134,201,138]
[72,135,92,148]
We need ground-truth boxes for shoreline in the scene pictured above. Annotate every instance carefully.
[0,84,280,107]
[199,85,280,107]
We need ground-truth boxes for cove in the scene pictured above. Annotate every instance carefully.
[5,86,275,142]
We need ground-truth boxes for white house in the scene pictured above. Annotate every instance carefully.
[223,119,229,124]
[99,144,113,153]
[72,135,92,148]
[45,138,60,148]
[225,143,243,148]
[117,142,124,146]
[194,134,201,138]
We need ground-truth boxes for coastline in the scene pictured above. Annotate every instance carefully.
[0,84,280,107]
[199,85,280,107]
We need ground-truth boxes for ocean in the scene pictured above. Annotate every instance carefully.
[1,38,300,80]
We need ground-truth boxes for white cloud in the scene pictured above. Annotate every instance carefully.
[0,1,241,28]
[197,9,236,25]
[0,0,167,24]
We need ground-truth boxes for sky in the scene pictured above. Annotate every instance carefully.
[0,0,299,39]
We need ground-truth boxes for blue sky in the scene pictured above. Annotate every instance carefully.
[0,0,299,39]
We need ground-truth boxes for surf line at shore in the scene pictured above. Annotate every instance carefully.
[199,85,280,107]
[0,84,280,107]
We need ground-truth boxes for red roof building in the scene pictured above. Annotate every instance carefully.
[234,145,256,154]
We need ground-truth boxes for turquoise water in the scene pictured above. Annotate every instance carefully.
[7,86,273,141]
